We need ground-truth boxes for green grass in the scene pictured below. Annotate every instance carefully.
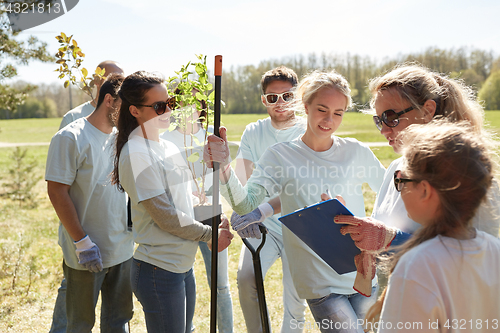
[0,118,61,143]
[485,110,500,135]
[1,111,498,144]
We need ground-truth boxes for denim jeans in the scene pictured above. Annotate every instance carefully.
[131,259,196,333]
[63,259,133,333]
[306,287,378,333]
[199,241,233,333]
[237,228,307,333]
[49,277,67,333]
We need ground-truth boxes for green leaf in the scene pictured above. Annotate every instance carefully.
[187,152,200,163]
[195,92,206,100]
[192,136,202,146]
[64,81,69,88]
[167,123,177,132]
[195,63,205,76]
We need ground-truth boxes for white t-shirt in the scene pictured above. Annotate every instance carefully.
[160,125,214,200]
[45,118,133,270]
[372,158,419,233]
[373,157,500,236]
[248,135,385,299]
[379,231,500,333]
[119,135,200,273]
[238,117,305,235]
[59,101,94,130]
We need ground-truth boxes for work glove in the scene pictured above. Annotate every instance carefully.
[334,215,397,297]
[230,203,274,232]
[333,216,397,252]
[352,252,377,297]
[75,235,103,273]
[238,223,264,239]
[203,127,231,169]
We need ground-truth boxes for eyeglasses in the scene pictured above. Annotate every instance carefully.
[136,96,176,115]
[262,91,294,104]
[393,170,417,192]
[373,106,414,131]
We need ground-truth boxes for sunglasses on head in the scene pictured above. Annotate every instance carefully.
[136,96,176,115]
[262,91,294,104]
[373,106,414,131]
[393,170,417,192]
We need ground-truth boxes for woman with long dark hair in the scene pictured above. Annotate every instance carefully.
[111,71,233,333]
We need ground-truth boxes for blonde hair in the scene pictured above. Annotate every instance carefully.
[365,120,495,327]
[294,70,352,116]
[369,63,484,133]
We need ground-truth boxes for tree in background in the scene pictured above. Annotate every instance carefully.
[479,70,500,110]
[221,47,499,113]
[0,1,55,117]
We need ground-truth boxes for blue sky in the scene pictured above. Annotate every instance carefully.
[9,0,500,85]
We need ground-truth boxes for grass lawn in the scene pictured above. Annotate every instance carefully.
[0,111,499,332]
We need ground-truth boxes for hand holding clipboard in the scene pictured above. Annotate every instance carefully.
[279,197,375,297]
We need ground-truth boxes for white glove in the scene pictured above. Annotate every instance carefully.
[231,203,274,232]
[75,235,103,273]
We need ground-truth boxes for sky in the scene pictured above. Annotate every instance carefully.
[7,0,500,85]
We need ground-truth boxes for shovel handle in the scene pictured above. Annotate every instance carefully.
[241,225,267,255]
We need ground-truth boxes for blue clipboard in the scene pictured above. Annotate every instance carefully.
[278,199,360,275]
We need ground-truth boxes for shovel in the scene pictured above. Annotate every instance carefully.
[242,225,271,333]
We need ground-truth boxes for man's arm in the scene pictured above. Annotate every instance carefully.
[47,180,104,272]
[47,181,86,242]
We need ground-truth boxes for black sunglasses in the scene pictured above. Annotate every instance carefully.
[393,170,417,192]
[373,106,414,131]
[262,91,294,104]
[136,96,176,115]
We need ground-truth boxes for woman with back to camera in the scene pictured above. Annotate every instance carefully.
[111,71,233,333]
[368,121,500,332]
[205,70,386,333]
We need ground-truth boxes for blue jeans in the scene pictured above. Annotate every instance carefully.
[237,228,307,332]
[49,277,67,333]
[131,259,196,333]
[199,241,234,333]
[63,259,133,333]
[307,287,377,333]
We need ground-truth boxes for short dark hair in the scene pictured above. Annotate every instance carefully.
[261,66,298,94]
[96,73,125,108]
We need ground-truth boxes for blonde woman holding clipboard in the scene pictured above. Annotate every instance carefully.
[205,70,385,333]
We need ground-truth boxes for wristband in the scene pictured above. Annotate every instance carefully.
[74,235,94,251]
[258,202,274,218]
